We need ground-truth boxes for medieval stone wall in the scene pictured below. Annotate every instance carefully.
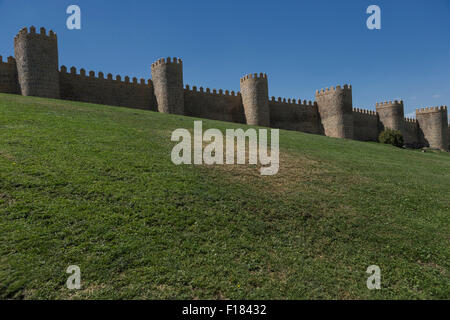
[448,122,450,147]
[59,66,156,110]
[1,26,449,151]
[184,87,322,134]
[352,108,379,141]
[403,118,421,147]
[0,56,20,94]
[269,98,321,134]
[184,85,246,123]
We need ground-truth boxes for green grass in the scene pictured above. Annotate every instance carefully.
[0,93,449,299]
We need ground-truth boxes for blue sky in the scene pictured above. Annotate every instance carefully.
[0,0,449,117]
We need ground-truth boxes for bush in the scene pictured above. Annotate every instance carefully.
[379,129,404,147]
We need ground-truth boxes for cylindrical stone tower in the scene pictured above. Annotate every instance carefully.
[240,73,270,126]
[376,100,405,135]
[14,26,60,98]
[151,57,184,115]
[315,85,353,139]
[416,106,448,151]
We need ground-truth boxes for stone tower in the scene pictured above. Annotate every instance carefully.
[240,73,270,126]
[416,106,449,151]
[14,26,60,98]
[376,100,405,135]
[315,85,353,139]
[151,57,184,115]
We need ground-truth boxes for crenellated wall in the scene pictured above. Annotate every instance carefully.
[184,85,246,123]
[1,25,449,151]
[352,108,379,141]
[59,66,157,110]
[448,119,450,147]
[0,56,20,94]
[403,117,421,147]
[269,97,321,134]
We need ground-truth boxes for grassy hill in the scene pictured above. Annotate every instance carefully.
[0,93,449,299]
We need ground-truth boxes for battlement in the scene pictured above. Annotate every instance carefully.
[270,96,317,107]
[315,84,352,96]
[60,65,152,86]
[0,55,16,65]
[353,108,377,116]
[2,25,449,151]
[14,26,57,41]
[0,53,19,95]
[151,57,182,69]
[185,84,240,96]
[376,100,404,109]
[416,106,447,114]
[240,73,267,83]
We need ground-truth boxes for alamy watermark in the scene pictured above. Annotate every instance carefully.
[65,5,380,31]
[366,5,381,30]
[171,121,279,175]
[66,5,81,30]
[366,265,381,290]
[66,265,81,290]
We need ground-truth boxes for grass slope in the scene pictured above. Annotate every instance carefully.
[0,93,449,299]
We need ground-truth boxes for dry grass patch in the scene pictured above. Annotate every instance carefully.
[200,147,369,197]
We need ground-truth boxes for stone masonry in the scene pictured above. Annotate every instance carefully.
[416,106,449,151]
[0,26,449,151]
[14,27,59,98]
[315,85,353,139]
[376,100,405,136]
[151,57,184,115]
[240,73,270,127]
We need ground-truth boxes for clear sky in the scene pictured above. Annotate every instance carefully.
[1,0,449,117]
